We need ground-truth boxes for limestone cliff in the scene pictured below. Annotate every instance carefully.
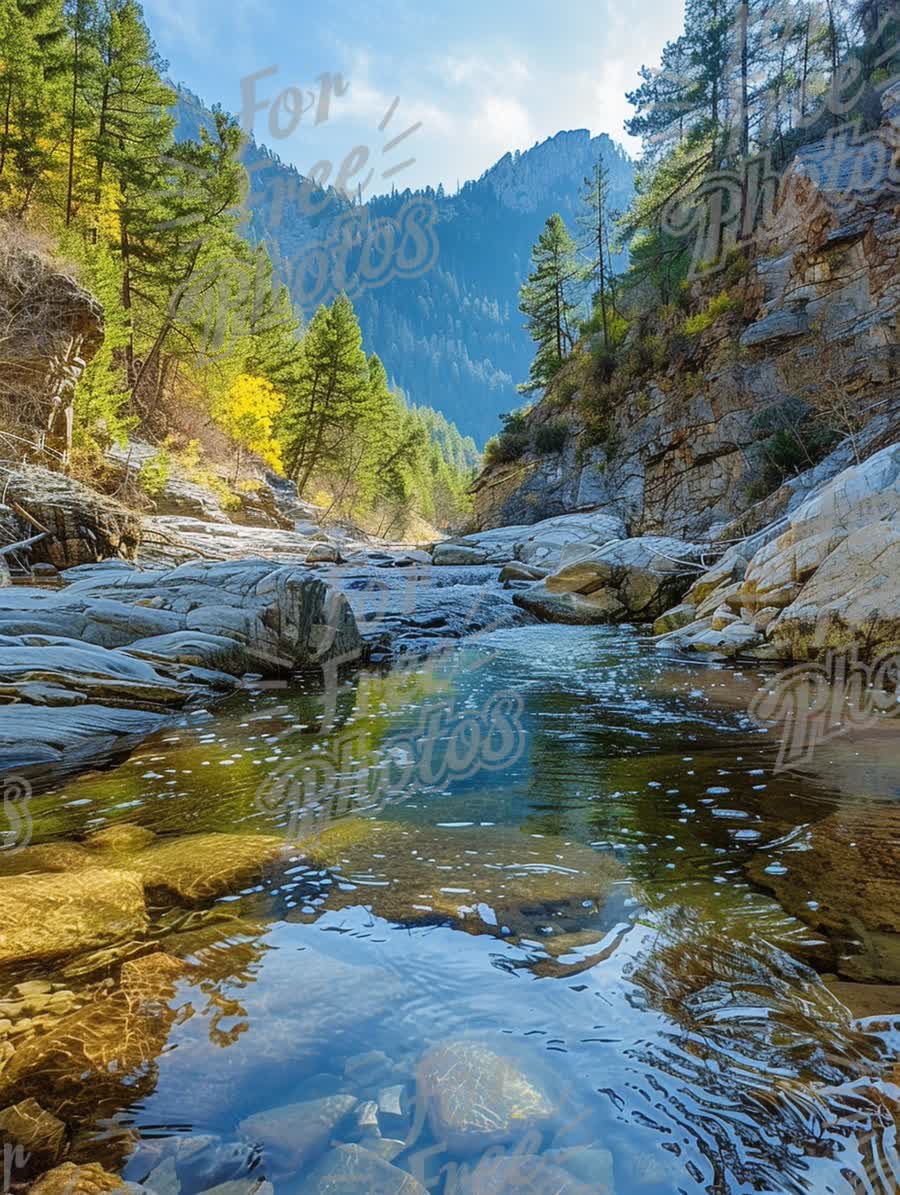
[471,84,900,541]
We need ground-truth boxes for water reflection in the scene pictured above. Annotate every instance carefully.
[0,626,898,1194]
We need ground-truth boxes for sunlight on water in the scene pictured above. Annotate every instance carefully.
[2,626,898,1194]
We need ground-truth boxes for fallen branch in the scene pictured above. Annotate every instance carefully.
[0,531,48,556]
[10,500,50,536]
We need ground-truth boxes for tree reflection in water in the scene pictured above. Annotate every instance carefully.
[624,905,899,1193]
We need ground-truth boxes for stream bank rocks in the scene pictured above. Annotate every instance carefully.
[432,511,626,571]
[654,442,900,661]
[0,558,363,778]
[513,536,708,625]
[0,464,141,568]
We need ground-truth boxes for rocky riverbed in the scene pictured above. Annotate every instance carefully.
[2,430,899,788]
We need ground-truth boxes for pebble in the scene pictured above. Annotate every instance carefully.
[377,1085,407,1120]
[355,1102,380,1133]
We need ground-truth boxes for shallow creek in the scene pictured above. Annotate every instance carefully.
[3,625,899,1194]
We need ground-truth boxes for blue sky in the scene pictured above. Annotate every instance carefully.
[143,0,685,194]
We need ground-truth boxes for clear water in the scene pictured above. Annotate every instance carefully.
[7,625,900,1194]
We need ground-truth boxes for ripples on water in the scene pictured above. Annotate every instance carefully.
[5,626,900,1194]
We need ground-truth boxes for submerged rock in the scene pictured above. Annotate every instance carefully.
[543,1146,615,1191]
[238,1094,357,1175]
[416,1041,554,1153]
[126,1133,262,1193]
[0,952,184,1120]
[747,809,900,983]
[456,1154,594,1194]
[295,819,626,945]
[85,824,157,853]
[195,1181,273,1195]
[131,833,288,904]
[302,1144,426,1195]
[0,868,147,966]
[28,1162,125,1195]
[0,1098,66,1170]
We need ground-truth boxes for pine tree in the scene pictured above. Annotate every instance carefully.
[279,294,371,495]
[61,0,100,224]
[577,157,615,350]
[518,213,579,392]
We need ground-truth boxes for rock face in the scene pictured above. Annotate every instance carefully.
[0,464,142,568]
[657,442,900,660]
[416,1041,554,1153]
[471,87,900,540]
[514,536,706,624]
[0,224,104,464]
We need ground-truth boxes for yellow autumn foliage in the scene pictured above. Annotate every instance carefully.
[212,374,285,475]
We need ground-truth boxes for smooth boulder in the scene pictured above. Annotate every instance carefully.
[0,868,147,966]
[515,536,706,624]
[416,1041,554,1153]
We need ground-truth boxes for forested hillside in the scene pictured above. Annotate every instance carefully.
[0,1,477,534]
[175,87,635,443]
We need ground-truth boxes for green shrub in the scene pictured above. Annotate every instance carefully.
[683,289,738,335]
[483,410,531,467]
[723,248,750,286]
[746,403,840,501]
[553,377,579,405]
[484,432,530,467]
[137,448,172,497]
[534,420,569,455]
